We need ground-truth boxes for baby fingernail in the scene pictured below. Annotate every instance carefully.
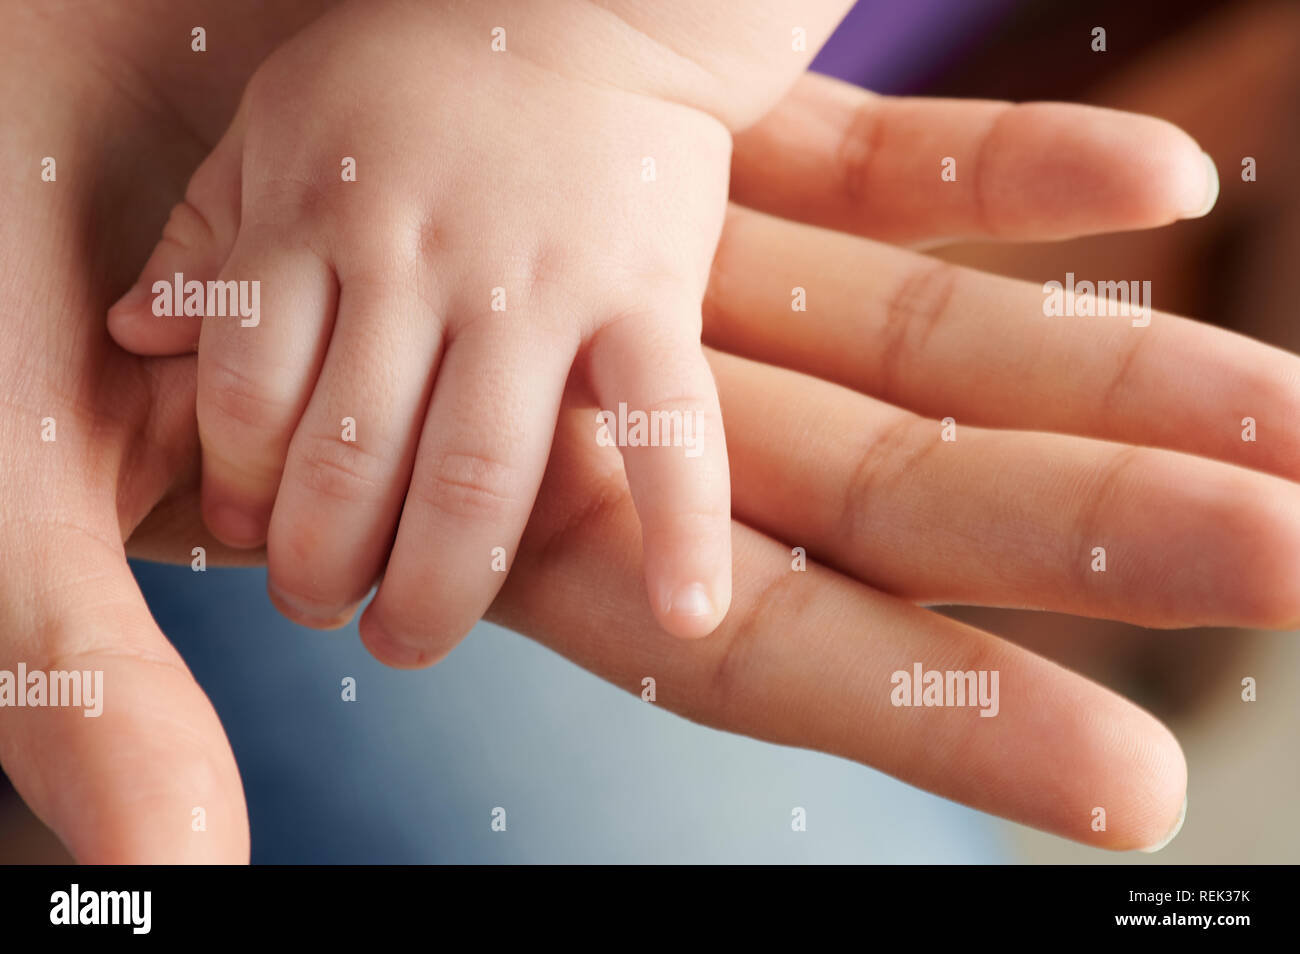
[208,503,266,548]
[667,582,714,619]
[268,584,351,628]
[360,616,430,669]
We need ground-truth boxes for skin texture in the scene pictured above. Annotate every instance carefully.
[877,0,1300,727]
[0,2,1277,862]
[105,0,859,649]
[107,0,742,647]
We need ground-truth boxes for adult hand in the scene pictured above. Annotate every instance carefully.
[0,0,332,862]
[492,79,1300,851]
[1,4,1272,861]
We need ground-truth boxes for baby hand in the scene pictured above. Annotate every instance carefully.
[108,0,734,661]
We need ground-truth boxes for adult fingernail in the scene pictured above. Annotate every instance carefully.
[1139,794,1187,853]
[1184,153,1218,219]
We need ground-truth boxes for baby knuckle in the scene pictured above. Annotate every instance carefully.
[250,173,336,231]
[200,361,290,436]
[294,433,387,504]
[413,450,520,521]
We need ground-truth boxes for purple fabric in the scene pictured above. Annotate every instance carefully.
[812,0,1021,92]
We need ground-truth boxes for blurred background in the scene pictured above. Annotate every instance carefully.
[3,0,1298,862]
